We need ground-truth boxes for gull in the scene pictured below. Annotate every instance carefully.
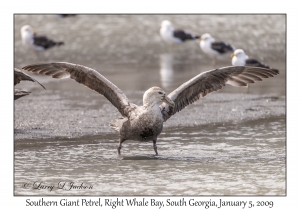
[231,49,279,73]
[160,20,199,49]
[231,49,279,92]
[20,25,64,52]
[57,14,77,18]
[199,33,234,67]
[14,68,45,100]
[22,62,278,155]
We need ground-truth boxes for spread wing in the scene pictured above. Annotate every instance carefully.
[22,62,131,117]
[14,68,46,89]
[161,66,279,122]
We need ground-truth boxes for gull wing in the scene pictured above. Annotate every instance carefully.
[245,59,279,74]
[211,41,234,54]
[33,34,64,49]
[173,30,197,41]
[22,62,132,117]
[161,66,279,121]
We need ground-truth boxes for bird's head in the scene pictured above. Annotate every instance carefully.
[231,49,248,59]
[160,20,173,30]
[199,33,214,42]
[21,25,34,35]
[143,87,175,107]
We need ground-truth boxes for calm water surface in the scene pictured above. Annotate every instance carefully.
[14,14,286,196]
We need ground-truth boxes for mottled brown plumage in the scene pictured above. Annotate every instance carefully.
[22,63,278,155]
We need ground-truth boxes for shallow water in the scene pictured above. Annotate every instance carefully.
[14,14,286,196]
[14,117,285,195]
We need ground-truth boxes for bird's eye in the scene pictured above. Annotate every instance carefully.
[158,91,163,94]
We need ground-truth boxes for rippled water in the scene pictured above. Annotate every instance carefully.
[14,14,286,196]
[14,117,285,195]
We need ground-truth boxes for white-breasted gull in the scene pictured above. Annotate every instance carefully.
[160,20,199,45]
[21,25,64,52]
[199,33,234,66]
[231,49,279,73]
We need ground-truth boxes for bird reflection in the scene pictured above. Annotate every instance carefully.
[159,53,174,89]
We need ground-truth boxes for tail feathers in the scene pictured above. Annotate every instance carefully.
[55,41,64,46]
[227,44,235,52]
[110,117,127,132]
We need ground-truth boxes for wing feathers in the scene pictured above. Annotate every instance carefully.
[161,66,278,121]
[22,62,131,117]
[14,68,46,89]
[241,72,266,80]
[226,77,247,87]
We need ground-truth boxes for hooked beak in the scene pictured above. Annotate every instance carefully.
[162,95,175,107]
[230,53,235,58]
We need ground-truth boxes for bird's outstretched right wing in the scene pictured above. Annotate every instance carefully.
[14,68,46,89]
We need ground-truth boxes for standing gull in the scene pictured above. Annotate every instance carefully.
[160,20,199,47]
[57,14,77,18]
[231,49,279,92]
[199,33,234,67]
[21,25,64,52]
[22,62,278,155]
[14,68,45,100]
[231,49,279,73]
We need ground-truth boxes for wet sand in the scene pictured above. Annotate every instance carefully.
[14,89,285,140]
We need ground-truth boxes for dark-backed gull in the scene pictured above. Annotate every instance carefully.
[20,25,64,51]
[199,33,235,66]
[14,68,45,100]
[57,14,77,18]
[231,49,279,73]
[22,62,278,155]
[160,20,199,45]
